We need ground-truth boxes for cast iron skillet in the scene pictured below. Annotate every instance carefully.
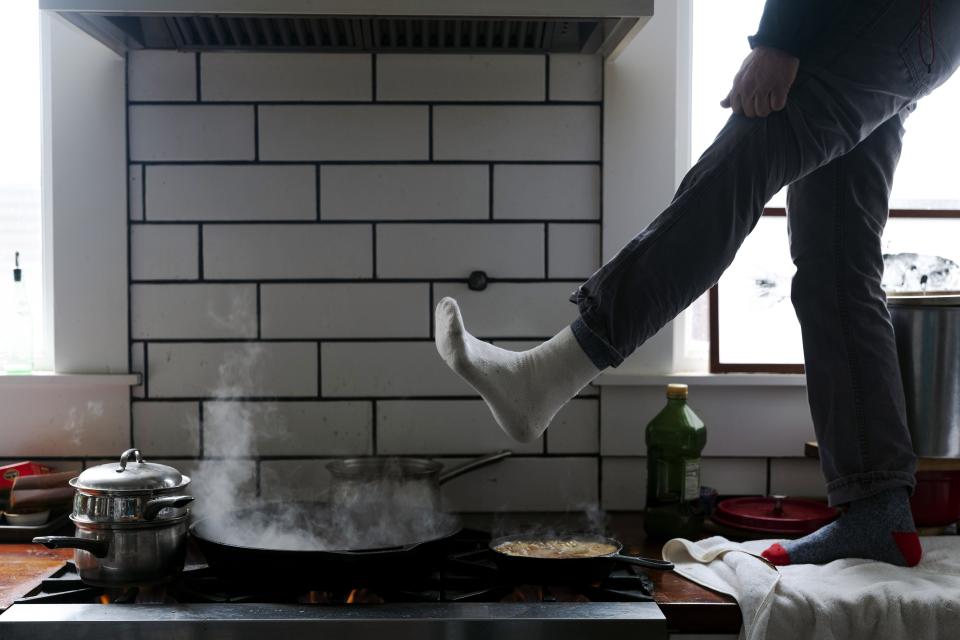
[190,501,462,590]
[489,534,674,584]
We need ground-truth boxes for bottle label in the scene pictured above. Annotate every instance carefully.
[683,459,701,502]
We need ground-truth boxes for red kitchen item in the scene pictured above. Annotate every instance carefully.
[0,462,54,491]
[910,470,960,528]
[711,496,839,536]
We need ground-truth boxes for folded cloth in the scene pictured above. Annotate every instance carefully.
[662,535,960,640]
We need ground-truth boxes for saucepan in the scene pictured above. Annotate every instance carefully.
[489,533,674,584]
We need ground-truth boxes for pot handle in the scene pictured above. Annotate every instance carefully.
[143,495,194,521]
[438,450,512,485]
[611,553,674,571]
[33,536,110,558]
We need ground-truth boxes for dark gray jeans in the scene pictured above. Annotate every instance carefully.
[570,0,960,506]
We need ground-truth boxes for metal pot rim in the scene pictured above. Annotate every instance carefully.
[70,513,190,530]
[888,292,960,307]
[70,475,192,495]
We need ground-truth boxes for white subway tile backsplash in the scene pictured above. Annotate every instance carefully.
[378,54,544,101]
[188,460,257,514]
[769,459,826,498]
[321,342,472,397]
[131,225,198,280]
[434,106,600,161]
[148,342,318,398]
[601,457,646,511]
[204,224,372,279]
[129,105,254,161]
[441,457,598,512]
[493,165,600,220]
[259,105,428,161]
[321,165,488,221]
[131,284,257,340]
[700,458,768,496]
[202,53,371,101]
[261,283,428,338]
[601,385,816,457]
[203,401,371,457]
[549,54,603,102]
[132,401,200,457]
[129,165,143,220]
[128,50,197,102]
[433,282,577,338]
[546,399,599,454]
[548,224,600,279]
[377,400,542,455]
[259,459,332,500]
[377,223,543,278]
[146,165,316,222]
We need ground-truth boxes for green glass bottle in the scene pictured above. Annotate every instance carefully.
[644,384,707,539]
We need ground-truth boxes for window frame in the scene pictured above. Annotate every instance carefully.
[709,206,960,374]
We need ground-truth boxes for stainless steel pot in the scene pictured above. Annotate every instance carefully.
[33,448,194,587]
[326,450,511,512]
[889,293,960,457]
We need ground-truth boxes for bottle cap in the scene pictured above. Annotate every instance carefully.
[666,383,688,399]
[13,252,22,283]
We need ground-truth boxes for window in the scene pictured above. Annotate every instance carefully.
[690,0,960,372]
[0,4,47,371]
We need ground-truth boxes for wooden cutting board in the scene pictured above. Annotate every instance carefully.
[0,544,73,611]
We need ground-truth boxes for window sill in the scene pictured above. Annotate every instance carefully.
[0,372,141,387]
[594,371,806,387]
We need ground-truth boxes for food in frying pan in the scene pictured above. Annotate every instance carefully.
[494,538,618,559]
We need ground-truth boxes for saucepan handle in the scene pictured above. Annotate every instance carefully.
[439,450,512,485]
[33,536,110,558]
[143,495,195,521]
[611,553,674,571]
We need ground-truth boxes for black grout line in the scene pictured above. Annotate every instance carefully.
[544,54,551,101]
[371,54,377,102]
[371,400,378,455]
[197,400,204,458]
[127,99,603,107]
[197,223,204,279]
[255,284,261,339]
[135,160,602,167]
[543,223,550,278]
[371,224,377,278]
[253,104,260,161]
[129,219,601,226]
[140,335,561,344]
[488,164,494,220]
[317,341,322,398]
[125,50,134,448]
[255,460,261,498]
[130,277,587,285]
[195,53,201,101]
[428,282,435,339]
[428,105,434,161]
[143,343,150,398]
[130,453,599,461]
[315,165,321,220]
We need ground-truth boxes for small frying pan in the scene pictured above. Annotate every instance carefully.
[489,534,674,585]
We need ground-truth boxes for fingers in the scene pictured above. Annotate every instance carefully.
[770,88,788,111]
[754,92,772,118]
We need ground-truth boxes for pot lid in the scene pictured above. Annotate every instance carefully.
[713,496,839,535]
[887,292,960,307]
[73,449,185,492]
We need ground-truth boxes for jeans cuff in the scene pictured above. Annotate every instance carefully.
[825,470,917,507]
[570,316,624,369]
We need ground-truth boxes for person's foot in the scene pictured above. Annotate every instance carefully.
[434,297,600,442]
[761,488,921,567]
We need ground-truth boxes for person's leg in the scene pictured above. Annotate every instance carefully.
[762,109,920,567]
[437,0,960,444]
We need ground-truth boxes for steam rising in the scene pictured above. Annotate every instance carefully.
[189,303,458,552]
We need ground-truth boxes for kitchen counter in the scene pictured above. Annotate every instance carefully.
[0,513,741,635]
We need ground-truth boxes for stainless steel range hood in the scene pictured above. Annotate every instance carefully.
[40,0,653,58]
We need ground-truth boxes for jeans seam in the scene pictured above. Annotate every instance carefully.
[832,157,870,473]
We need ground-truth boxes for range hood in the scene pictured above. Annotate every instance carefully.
[41,0,653,58]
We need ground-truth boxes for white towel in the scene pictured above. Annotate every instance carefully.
[662,535,960,640]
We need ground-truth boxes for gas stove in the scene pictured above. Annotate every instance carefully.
[0,529,667,639]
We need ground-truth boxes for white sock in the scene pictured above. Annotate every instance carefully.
[434,297,602,443]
